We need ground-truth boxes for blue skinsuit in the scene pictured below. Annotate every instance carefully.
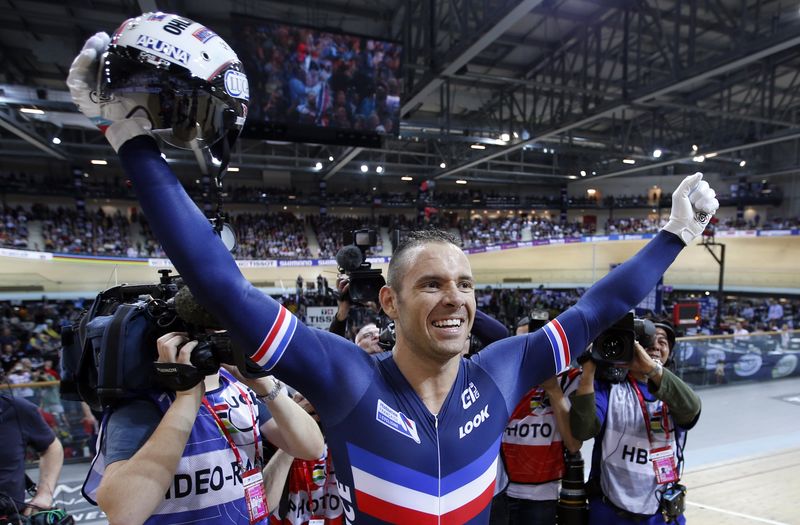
[118,136,684,524]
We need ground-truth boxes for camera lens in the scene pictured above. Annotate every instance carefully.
[600,335,626,361]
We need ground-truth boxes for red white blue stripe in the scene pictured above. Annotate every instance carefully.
[346,437,500,524]
[542,319,571,373]
[251,306,298,369]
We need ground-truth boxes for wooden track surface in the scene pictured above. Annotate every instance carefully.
[1,236,798,293]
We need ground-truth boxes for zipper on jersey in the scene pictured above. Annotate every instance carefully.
[435,414,441,525]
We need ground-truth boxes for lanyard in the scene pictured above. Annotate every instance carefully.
[628,377,670,445]
[201,379,262,468]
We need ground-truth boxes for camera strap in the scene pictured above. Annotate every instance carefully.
[630,378,679,485]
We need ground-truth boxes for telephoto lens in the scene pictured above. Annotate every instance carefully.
[557,451,589,525]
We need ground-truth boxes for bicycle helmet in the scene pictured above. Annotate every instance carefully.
[98,12,248,164]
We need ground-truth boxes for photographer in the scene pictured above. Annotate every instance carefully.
[0,383,64,520]
[570,321,700,524]
[495,316,582,525]
[83,332,324,525]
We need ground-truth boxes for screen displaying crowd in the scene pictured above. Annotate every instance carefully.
[234,20,403,134]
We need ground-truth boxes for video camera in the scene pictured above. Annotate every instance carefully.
[60,270,266,411]
[590,312,655,365]
[335,229,386,305]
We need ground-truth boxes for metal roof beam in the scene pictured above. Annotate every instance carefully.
[400,0,545,117]
[436,25,800,179]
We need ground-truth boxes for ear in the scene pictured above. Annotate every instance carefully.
[379,285,398,320]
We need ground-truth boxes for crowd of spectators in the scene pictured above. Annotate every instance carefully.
[233,212,312,259]
[606,216,666,234]
[39,207,132,256]
[457,215,594,248]
[0,205,30,249]
[0,189,798,258]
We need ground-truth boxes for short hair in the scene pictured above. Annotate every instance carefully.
[387,229,461,290]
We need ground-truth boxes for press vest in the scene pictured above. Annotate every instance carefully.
[273,445,343,525]
[501,369,580,500]
[83,370,267,524]
[599,380,678,516]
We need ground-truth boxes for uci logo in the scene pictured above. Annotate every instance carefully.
[224,70,250,101]
[461,382,480,409]
[695,211,709,224]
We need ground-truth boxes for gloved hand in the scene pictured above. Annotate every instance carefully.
[66,32,151,152]
[662,172,719,245]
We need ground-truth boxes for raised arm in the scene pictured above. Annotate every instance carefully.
[67,33,375,426]
[475,173,718,410]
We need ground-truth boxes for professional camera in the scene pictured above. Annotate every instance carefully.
[591,312,655,365]
[61,269,265,410]
[557,451,588,525]
[335,229,386,305]
[659,483,687,522]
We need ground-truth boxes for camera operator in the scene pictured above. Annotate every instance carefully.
[569,321,700,524]
[0,377,64,520]
[84,332,324,525]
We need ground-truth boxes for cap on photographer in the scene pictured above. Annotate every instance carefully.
[569,318,699,525]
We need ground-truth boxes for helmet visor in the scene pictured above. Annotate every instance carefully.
[99,52,240,151]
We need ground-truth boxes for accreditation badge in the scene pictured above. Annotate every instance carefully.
[309,520,325,525]
[650,446,679,484]
[243,468,269,523]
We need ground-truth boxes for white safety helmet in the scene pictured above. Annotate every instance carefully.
[98,12,249,162]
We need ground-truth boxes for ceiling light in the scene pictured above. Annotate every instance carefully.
[513,132,519,139]
[739,160,746,167]
[592,171,597,175]
[401,176,413,181]
[567,175,578,179]
[51,137,61,145]
[622,158,636,165]
[705,152,717,158]
[315,162,323,170]
[376,165,384,174]
[328,156,334,162]
[227,167,240,172]
[693,155,705,163]
[653,148,662,158]
[587,189,597,196]
[542,147,548,153]
[288,195,296,199]
[580,170,587,177]
[439,162,446,169]
[470,144,486,150]
[20,107,44,115]
[360,164,368,173]
[692,144,699,152]
[160,153,167,160]
[456,179,468,184]
[90,159,108,165]
[500,133,510,142]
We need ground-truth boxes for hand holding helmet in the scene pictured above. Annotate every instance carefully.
[66,31,152,152]
[67,12,249,162]
[662,172,719,245]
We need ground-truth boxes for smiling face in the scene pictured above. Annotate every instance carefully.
[380,241,476,363]
[647,327,672,365]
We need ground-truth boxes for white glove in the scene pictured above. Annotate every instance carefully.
[662,172,719,245]
[66,32,151,152]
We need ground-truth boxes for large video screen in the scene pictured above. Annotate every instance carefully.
[232,16,403,145]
